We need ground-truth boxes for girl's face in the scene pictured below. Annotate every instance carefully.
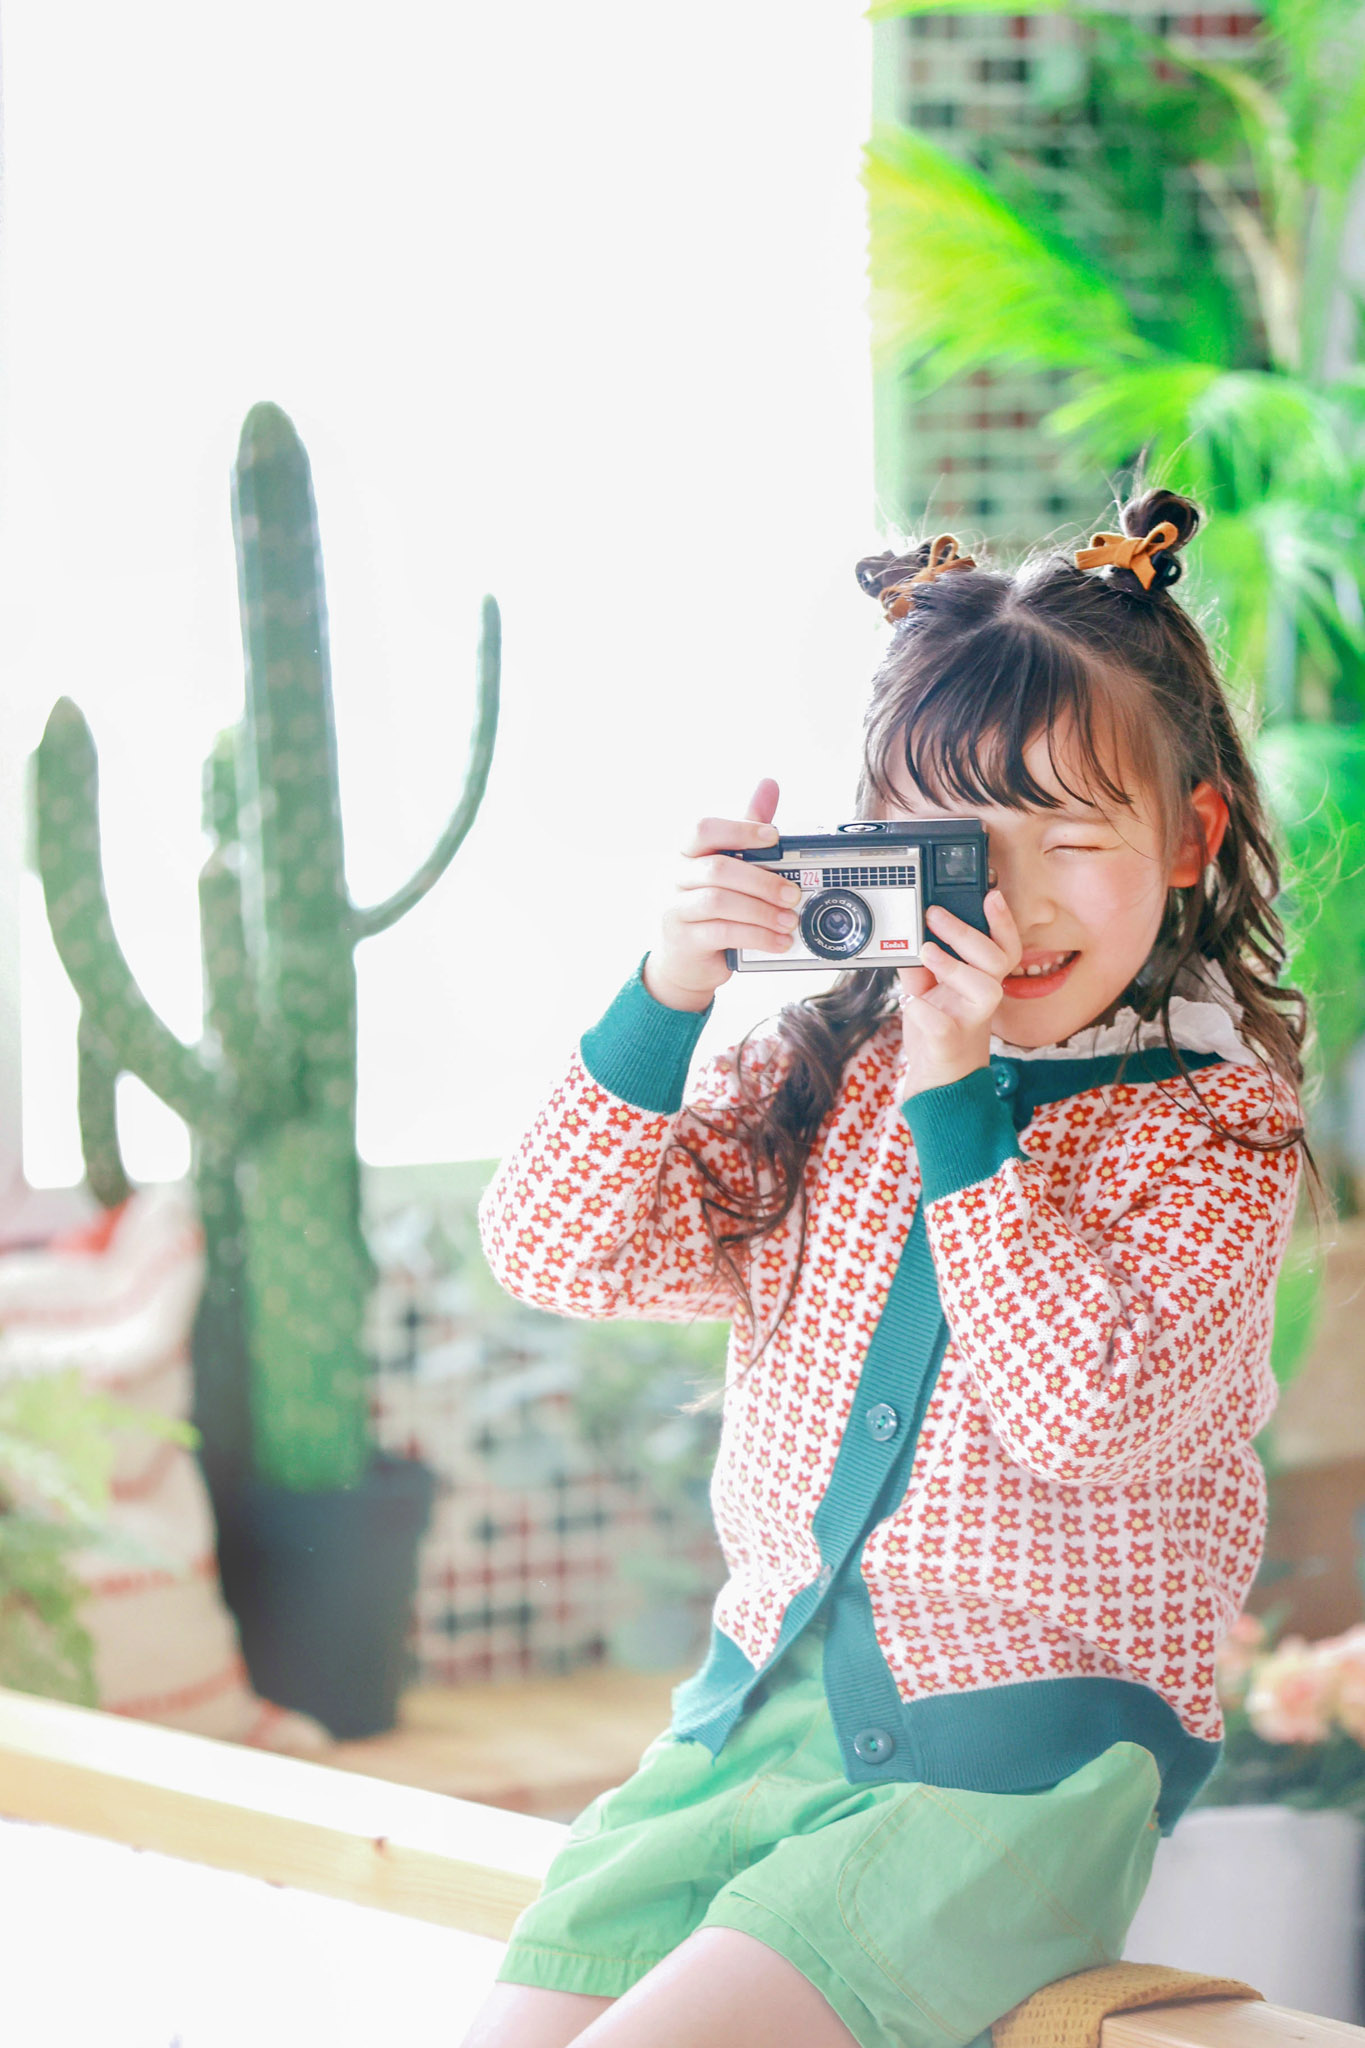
[884,724,1213,1048]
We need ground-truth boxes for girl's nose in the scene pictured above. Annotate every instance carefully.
[989,849,1057,933]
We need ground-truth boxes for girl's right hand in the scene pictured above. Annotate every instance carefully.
[642,777,803,1012]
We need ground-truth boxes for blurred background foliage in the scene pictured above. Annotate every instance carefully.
[442,1191,727,1514]
[0,1370,191,1703]
[868,0,1365,719]
[409,1186,729,1664]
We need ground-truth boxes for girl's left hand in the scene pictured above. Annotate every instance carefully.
[897,889,1022,1101]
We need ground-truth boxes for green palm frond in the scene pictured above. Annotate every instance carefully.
[1187,373,1352,501]
[1254,720,1365,1063]
[971,85,1252,367]
[1178,496,1365,715]
[1328,366,1365,415]
[1048,365,1352,498]
[872,0,1338,232]
[1250,498,1365,689]
[1183,508,1278,700]
[1042,362,1223,473]
[873,0,1365,191]
[877,0,1363,358]
[865,124,1147,391]
[1166,45,1299,203]
[1259,0,1365,195]
[1304,62,1365,200]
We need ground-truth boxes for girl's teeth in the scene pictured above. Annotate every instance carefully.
[1018,955,1073,977]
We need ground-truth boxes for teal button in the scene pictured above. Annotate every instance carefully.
[865,1402,899,1443]
[991,1059,1018,1099]
[853,1726,896,1764]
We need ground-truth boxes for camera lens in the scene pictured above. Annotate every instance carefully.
[801,888,872,961]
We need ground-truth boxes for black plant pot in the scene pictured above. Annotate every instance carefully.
[212,1450,437,1740]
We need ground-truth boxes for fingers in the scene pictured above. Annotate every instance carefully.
[665,874,800,956]
[663,907,794,956]
[678,852,801,920]
[745,777,780,827]
[683,812,780,859]
[896,985,968,1048]
[656,787,791,987]
[911,892,1019,1023]
[899,887,1014,1095]
[923,889,1021,977]
[916,944,1002,1020]
[667,920,793,956]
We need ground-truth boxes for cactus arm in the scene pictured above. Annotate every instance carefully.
[76,1014,132,1209]
[35,699,218,1129]
[349,595,501,941]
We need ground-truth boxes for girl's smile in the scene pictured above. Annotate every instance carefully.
[1002,951,1080,1000]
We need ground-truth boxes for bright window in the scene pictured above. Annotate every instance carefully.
[0,4,875,1189]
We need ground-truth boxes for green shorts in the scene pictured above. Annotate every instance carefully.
[498,1620,1161,2048]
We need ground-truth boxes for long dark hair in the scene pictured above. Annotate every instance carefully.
[653,487,1312,1356]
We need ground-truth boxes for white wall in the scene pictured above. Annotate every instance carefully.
[0,2,876,1189]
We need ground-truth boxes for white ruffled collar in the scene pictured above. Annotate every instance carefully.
[988,958,1256,1066]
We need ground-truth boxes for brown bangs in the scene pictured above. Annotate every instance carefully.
[862,615,1182,863]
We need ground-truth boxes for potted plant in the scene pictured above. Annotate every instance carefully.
[32,401,501,1736]
[1123,1614,1365,2015]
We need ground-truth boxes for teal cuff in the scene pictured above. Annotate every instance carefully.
[901,1066,1025,1204]
[579,956,713,1115]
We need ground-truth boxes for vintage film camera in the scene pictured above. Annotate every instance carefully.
[724,820,990,974]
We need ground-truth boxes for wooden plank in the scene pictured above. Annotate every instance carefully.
[1105,2004,1365,2048]
[0,1685,566,1939]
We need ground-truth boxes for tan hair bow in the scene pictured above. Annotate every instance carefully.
[1073,520,1180,591]
[880,533,977,621]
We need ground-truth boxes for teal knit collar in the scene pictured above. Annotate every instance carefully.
[989,1045,1227,1128]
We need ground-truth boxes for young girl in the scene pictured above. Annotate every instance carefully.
[465,488,1307,2048]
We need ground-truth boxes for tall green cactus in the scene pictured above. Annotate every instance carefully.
[34,401,500,1491]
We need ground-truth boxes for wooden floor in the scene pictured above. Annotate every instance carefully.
[328,1665,687,1821]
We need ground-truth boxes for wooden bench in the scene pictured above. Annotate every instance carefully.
[0,1686,1358,2046]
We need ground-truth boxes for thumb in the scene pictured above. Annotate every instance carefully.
[746,777,780,826]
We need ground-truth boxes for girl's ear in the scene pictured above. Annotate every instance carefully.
[1170,781,1230,887]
